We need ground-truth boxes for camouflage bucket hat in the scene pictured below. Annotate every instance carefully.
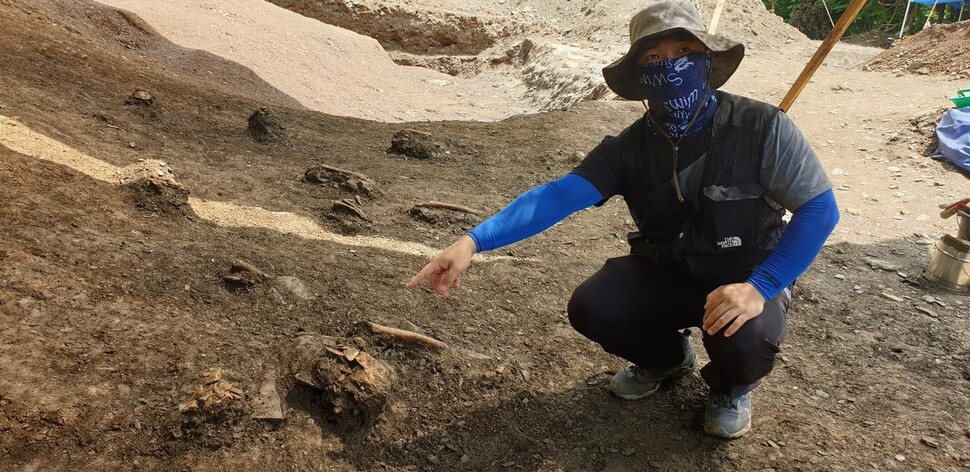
[602,0,745,100]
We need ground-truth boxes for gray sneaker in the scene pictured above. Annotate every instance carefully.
[704,392,752,439]
[608,347,698,400]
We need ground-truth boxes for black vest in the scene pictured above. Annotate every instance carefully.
[624,91,785,286]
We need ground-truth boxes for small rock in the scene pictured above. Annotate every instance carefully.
[894,454,906,461]
[622,448,636,456]
[253,373,284,421]
[867,258,901,271]
[920,436,939,448]
[916,306,939,318]
[125,89,156,107]
[881,292,904,302]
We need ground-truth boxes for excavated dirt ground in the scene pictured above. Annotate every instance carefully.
[868,20,970,78]
[1,0,969,471]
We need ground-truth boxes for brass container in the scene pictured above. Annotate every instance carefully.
[924,235,970,292]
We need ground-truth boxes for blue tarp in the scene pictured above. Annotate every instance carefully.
[932,107,970,175]
[910,0,966,6]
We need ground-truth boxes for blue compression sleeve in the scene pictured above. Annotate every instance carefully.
[747,189,840,300]
[468,174,604,251]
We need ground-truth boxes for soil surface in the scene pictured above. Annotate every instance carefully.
[1,1,969,472]
[867,20,970,79]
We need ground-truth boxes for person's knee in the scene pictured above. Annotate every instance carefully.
[706,318,782,379]
[567,285,601,337]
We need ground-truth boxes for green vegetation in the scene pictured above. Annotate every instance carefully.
[762,0,965,39]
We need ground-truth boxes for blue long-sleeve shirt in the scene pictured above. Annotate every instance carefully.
[468,174,839,301]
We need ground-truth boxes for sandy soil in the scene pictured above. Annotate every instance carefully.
[1,0,969,471]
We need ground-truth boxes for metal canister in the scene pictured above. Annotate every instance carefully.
[924,235,970,292]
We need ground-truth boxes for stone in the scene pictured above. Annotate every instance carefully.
[253,373,285,421]
[916,306,938,318]
[125,89,156,108]
[867,258,901,271]
[881,292,904,302]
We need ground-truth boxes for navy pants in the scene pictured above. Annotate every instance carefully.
[568,256,790,397]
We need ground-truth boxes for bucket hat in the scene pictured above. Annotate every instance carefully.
[603,0,745,100]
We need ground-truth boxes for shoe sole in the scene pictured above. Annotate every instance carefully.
[610,364,695,401]
[705,421,751,439]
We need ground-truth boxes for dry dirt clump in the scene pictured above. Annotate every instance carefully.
[171,368,250,450]
[304,164,380,198]
[118,159,191,216]
[867,20,970,77]
[247,107,286,144]
[387,129,447,159]
[284,335,398,435]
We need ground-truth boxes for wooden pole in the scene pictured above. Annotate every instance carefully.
[779,0,869,113]
[708,0,728,34]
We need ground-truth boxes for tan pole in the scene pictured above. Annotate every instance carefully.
[708,0,728,34]
[778,0,869,112]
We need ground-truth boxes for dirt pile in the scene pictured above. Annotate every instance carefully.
[867,20,970,78]
[93,0,812,121]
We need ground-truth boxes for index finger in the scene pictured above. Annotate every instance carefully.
[406,263,438,289]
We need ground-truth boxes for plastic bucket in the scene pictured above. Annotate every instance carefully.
[952,88,970,108]
[924,235,970,292]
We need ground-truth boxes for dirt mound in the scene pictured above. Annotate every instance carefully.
[866,20,970,78]
[91,0,811,122]
[265,0,513,55]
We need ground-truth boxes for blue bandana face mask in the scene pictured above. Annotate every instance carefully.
[636,51,717,139]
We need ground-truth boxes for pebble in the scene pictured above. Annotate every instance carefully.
[867,258,901,271]
[622,448,636,456]
[881,292,904,302]
[921,437,939,448]
[895,454,906,462]
[916,306,938,318]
